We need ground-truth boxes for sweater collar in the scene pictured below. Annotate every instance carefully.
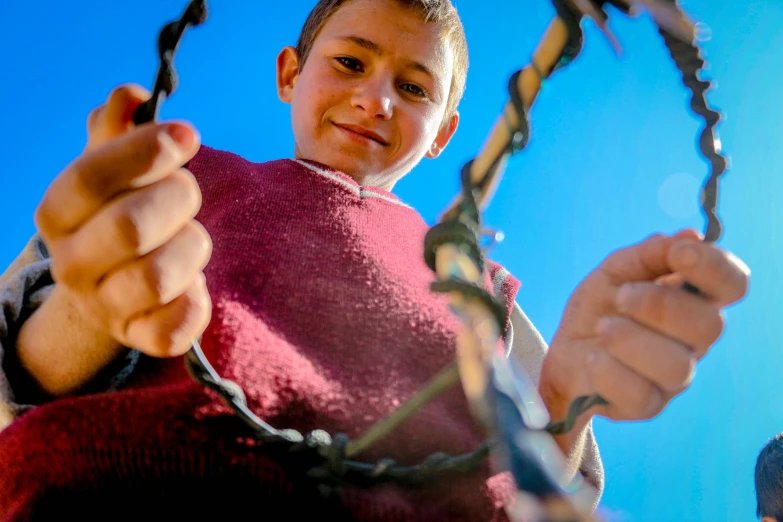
[291,159,412,209]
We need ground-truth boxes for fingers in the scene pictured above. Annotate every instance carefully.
[599,233,682,285]
[97,221,212,333]
[49,169,202,287]
[614,281,724,358]
[549,228,750,425]
[86,84,151,150]
[596,316,696,393]
[667,239,750,307]
[601,229,749,309]
[36,121,200,239]
[587,351,668,421]
[124,273,212,358]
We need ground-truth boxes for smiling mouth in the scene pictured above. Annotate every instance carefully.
[333,123,389,146]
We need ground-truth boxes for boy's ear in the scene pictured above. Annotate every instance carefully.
[277,46,300,103]
[426,112,460,159]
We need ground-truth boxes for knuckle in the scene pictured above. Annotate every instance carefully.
[185,221,213,260]
[170,169,203,216]
[69,154,116,203]
[738,273,750,300]
[96,277,126,322]
[87,106,104,133]
[628,284,667,325]
[641,395,666,420]
[596,317,626,350]
[139,257,170,306]
[603,247,624,267]
[696,310,724,346]
[628,383,664,420]
[139,315,188,358]
[717,252,750,301]
[638,233,667,257]
[48,244,82,288]
[49,257,70,286]
[193,274,213,328]
[708,251,734,285]
[146,128,177,162]
[109,314,132,344]
[164,299,208,355]
[663,353,696,392]
[113,211,145,253]
[109,129,172,181]
[150,330,184,358]
[34,201,55,239]
[131,134,164,173]
[191,280,212,318]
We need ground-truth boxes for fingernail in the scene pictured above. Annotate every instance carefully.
[167,124,195,151]
[674,243,700,268]
[615,284,634,312]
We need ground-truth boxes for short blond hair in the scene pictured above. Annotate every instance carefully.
[295,0,469,123]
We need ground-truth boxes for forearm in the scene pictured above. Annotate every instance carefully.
[538,374,592,483]
[506,301,598,488]
[15,285,125,397]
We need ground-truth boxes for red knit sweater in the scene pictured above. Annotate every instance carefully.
[0,147,521,521]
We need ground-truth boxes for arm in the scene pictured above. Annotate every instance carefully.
[0,235,52,426]
[0,236,140,427]
[16,280,128,397]
[506,301,604,505]
[2,84,208,429]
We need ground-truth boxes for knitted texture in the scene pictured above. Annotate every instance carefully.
[0,147,521,521]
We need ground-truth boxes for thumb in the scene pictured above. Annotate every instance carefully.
[85,84,151,150]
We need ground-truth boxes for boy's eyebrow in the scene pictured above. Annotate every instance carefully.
[336,35,436,80]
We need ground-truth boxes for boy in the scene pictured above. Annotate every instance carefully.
[756,433,783,522]
[0,0,749,519]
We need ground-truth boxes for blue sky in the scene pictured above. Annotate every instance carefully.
[1,1,781,520]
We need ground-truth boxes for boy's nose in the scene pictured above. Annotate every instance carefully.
[351,82,393,119]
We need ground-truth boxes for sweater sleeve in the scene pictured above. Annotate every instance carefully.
[0,235,140,428]
[505,301,605,508]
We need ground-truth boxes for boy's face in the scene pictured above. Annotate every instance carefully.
[277,0,458,189]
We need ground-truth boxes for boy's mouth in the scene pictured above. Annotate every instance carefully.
[332,122,389,146]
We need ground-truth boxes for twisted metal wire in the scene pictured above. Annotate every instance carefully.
[131,0,728,517]
[133,0,208,125]
[658,25,727,243]
[125,2,498,489]
[184,341,492,489]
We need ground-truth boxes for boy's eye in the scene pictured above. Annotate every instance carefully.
[335,56,363,71]
[401,83,428,98]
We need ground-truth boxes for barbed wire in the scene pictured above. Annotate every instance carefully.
[132,1,727,520]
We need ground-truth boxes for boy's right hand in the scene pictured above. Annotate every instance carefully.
[35,84,212,358]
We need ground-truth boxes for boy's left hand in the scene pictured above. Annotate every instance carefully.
[539,229,750,422]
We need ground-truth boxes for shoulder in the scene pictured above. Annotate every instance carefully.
[485,260,520,306]
[186,146,292,183]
